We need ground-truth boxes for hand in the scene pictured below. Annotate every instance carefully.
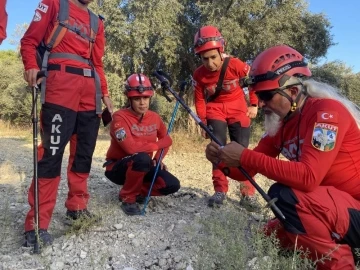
[219,141,245,167]
[201,129,209,139]
[205,141,222,164]
[247,106,258,119]
[24,68,43,87]
[102,96,114,115]
[153,159,167,171]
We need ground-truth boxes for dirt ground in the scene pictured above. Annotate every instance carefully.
[0,129,274,270]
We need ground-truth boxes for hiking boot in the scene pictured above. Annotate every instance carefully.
[66,209,102,223]
[121,202,142,216]
[23,229,53,247]
[239,195,262,212]
[208,192,226,207]
[119,195,148,204]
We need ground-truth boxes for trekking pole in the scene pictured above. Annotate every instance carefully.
[141,79,188,215]
[152,70,286,221]
[31,70,47,254]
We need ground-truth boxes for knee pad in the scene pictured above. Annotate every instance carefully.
[131,153,152,172]
[158,171,180,195]
[268,183,306,234]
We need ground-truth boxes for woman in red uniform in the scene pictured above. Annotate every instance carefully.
[104,73,180,216]
[206,45,360,269]
[192,25,258,208]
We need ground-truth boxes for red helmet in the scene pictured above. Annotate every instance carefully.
[125,73,154,97]
[194,25,225,54]
[248,45,312,92]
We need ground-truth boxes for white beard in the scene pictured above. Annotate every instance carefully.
[264,112,282,137]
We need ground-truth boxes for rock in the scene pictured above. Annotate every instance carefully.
[80,250,87,259]
[50,261,65,270]
[132,239,141,247]
[113,223,123,230]
[167,224,175,232]
[158,258,167,267]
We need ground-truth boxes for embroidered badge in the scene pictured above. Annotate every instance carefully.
[311,123,338,151]
[33,11,42,22]
[115,128,126,142]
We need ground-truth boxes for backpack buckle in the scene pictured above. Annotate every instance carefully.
[83,69,92,77]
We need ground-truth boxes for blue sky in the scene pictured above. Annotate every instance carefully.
[1,0,359,73]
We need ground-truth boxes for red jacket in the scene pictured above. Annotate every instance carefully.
[0,0,7,44]
[106,109,172,167]
[222,98,360,199]
[20,0,108,96]
[193,57,258,122]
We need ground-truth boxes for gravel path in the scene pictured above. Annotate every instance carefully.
[0,135,267,270]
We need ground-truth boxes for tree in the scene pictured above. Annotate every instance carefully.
[0,50,32,125]
[311,61,360,105]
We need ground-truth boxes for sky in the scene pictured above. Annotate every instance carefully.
[1,0,359,73]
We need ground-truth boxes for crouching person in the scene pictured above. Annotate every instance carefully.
[205,45,360,269]
[104,73,180,216]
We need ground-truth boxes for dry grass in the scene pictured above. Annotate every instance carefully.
[0,120,32,139]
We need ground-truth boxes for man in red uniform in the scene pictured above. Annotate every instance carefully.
[21,0,113,246]
[0,0,7,44]
[192,25,259,208]
[206,45,360,269]
[104,73,180,216]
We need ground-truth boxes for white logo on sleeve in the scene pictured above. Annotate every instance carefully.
[37,2,49,13]
[33,11,42,22]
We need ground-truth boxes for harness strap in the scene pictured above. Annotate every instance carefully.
[39,0,101,113]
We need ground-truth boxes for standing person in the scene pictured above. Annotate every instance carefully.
[206,45,360,269]
[192,25,259,208]
[104,73,180,216]
[0,0,7,44]
[20,0,113,246]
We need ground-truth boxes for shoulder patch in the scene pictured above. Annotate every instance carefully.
[115,128,126,142]
[311,123,338,151]
[317,111,338,123]
[33,11,42,22]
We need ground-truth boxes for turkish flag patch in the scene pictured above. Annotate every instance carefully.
[317,111,338,123]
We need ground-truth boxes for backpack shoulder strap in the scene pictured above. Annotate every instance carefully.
[207,57,231,103]
[88,10,99,54]
[44,0,69,50]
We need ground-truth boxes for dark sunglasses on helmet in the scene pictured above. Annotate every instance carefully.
[255,90,278,101]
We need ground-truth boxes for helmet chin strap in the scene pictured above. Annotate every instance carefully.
[277,85,304,121]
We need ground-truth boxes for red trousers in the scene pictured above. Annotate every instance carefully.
[206,99,254,195]
[265,185,360,269]
[25,69,100,231]
[105,153,180,203]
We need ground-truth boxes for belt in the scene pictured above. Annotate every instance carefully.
[47,64,95,78]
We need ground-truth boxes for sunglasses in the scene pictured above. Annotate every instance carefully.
[256,90,278,101]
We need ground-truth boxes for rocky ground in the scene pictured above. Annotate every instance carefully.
[0,132,274,270]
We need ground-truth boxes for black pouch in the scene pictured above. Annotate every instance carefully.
[102,107,112,127]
